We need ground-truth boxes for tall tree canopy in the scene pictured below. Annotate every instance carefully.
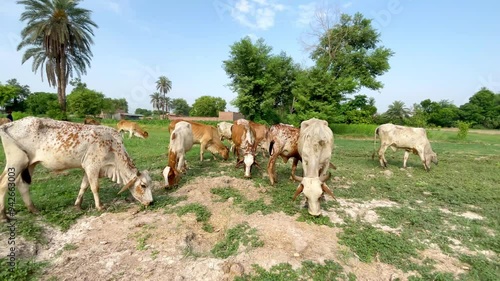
[170,98,191,116]
[17,0,98,113]
[156,76,172,116]
[294,12,393,124]
[190,96,226,117]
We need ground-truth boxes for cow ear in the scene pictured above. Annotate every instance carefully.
[171,132,176,140]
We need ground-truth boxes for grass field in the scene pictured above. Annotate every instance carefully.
[0,120,499,280]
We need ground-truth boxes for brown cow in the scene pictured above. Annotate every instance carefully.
[267,123,301,185]
[231,119,258,178]
[248,121,270,157]
[117,120,148,139]
[84,117,100,125]
[169,120,229,161]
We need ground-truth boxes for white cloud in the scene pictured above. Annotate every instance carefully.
[342,2,353,9]
[229,0,286,30]
[297,2,316,27]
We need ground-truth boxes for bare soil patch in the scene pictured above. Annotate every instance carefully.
[1,176,472,280]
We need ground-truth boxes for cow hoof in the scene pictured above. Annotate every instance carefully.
[28,206,39,214]
[74,205,83,212]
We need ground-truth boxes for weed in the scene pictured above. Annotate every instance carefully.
[211,222,264,258]
[151,250,159,260]
[62,243,78,251]
[0,258,47,281]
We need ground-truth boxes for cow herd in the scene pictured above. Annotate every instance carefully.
[0,116,438,221]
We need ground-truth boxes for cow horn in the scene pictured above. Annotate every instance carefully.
[319,172,331,182]
[329,162,337,170]
[291,173,303,182]
[118,177,137,194]
[292,184,304,201]
[253,161,261,170]
[321,183,336,200]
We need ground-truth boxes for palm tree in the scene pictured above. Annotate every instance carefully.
[17,0,98,113]
[385,100,410,124]
[150,92,161,114]
[156,76,172,118]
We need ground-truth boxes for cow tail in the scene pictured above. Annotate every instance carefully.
[372,127,379,160]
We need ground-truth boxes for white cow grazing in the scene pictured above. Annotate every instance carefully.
[163,121,194,187]
[292,118,336,216]
[373,123,438,171]
[0,117,153,221]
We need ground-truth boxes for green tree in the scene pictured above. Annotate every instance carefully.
[150,92,161,113]
[156,76,172,116]
[342,95,377,124]
[0,83,19,108]
[135,108,152,116]
[17,0,98,113]
[67,84,105,117]
[223,37,273,121]
[170,98,191,116]
[295,12,393,124]
[25,92,58,115]
[4,79,31,111]
[190,96,226,117]
[384,100,410,125]
[460,87,500,128]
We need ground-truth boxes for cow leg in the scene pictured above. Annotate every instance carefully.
[128,130,133,139]
[378,145,388,168]
[267,152,279,185]
[0,149,31,221]
[74,174,90,210]
[403,151,410,168]
[87,175,103,211]
[418,153,430,172]
[290,158,299,182]
[199,141,206,161]
[17,164,38,214]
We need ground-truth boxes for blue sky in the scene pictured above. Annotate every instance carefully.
[1,0,499,114]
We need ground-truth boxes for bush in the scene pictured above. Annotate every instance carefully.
[457,121,470,140]
[11,111,31,120]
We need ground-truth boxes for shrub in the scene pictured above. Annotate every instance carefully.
[457,121,470,140]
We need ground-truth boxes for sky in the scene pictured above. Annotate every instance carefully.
[0,0,499,114]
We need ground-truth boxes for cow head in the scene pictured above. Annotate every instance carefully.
[162,166,181,187]
[425,152,438,170]
[118,170,153,206]
[292,173,335,216]
[243,153,255,178]
[220,145,230,160]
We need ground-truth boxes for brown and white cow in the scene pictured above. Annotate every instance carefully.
[217,121,233,142]
[292,118,336,216]
[231,119,258,178]
[0,117,153,221]
[373,123,438,171]
[169,120,229,161]
[267,123,301,185]
[163,121,193,187]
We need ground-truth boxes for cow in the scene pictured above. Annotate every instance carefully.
[0,118,11,126]
[217,121,235,152]
[231,119,259,178]
[248,121,270,158]
[0,117,153,221]
[373,123,438,171]
[291,118,336,216]
[267,123,301,185]
[163,121,193,187]
[84,117,100,125]
[117,120,149,139]
[168,120,229,161]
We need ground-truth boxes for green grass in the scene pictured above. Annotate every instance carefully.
[0,258,47,281]
[0,122,499,280]
[236,260,356,281]
[211,222,264,258]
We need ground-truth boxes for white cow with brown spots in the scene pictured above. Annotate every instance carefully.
[163,121,193,187]
[292,118,336,216]
[0,117,153,221]
[267,123,301,185]
[373,123,438,171]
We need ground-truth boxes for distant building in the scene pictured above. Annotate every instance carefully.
[113,113,144,120]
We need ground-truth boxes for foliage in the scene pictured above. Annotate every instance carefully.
[383,100,410,125]
[0,83,19,107]
[170,98,191,116]
[211,222,264,258]
[0,258,46,281]
[457,121,470,140]
[156,76,172,114]
[67,85,105,117]
[102,97,128,114]
[135,108,152,116]
[460,87,500,129]
[150,92,162,113]
[17,0,98,112]
[0,79,31,111]
[190,95,226,117]
[24,92,58,115]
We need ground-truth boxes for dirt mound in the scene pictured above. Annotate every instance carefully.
[1,176,467,280]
